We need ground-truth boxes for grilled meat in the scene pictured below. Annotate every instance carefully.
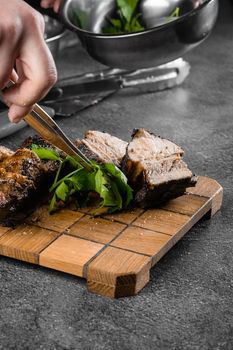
[0,142,59,225]
[74,130,127,167]
[0,148,43,182]
[0,146,13,161]
[0,167,35,223]
[122,129,196,207]
[21,134,59,151]
[21,135,63,173]
[0,128,197,223]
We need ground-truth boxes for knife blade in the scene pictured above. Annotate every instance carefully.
[43,90,116,117]
[43,59,190,104]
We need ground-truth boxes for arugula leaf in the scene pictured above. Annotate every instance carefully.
[33,145,133,214]
[55,182,70,202]
[169,7,180,18]
[94,169,117,208]
[72,9,88,29]
[31,144,61,161]
[102,0,144,34]
[103,163,133,207]
[117,0,139,23]
[49,193,58,213]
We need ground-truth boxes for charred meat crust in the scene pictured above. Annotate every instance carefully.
[122,128,197,207]
[21,135,58,150]
[0,138,60,225]
[135,176,197,208]
[20,135,64,173]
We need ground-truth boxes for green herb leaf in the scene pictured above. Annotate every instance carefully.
[49,193,58,213]
[102,0,144,34]
[117,0,140,23]
[31,144,61,161]
[103,163,133,207]
[64,155,81,169]
[170,7,180,18]
[55,182,70,202]
[167,7,180,21]
[34,145,133,214]
[72,9,88,29]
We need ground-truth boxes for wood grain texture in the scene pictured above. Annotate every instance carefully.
[111,226,172,257]
[0,176,223,298]
[87,246,151,298]
[39,234,104,277]
[0,226,10,238]
[0,224,59,263]
[103,208,145,225]
[186,176,223,216]
[133,209,190,236]
[160,194,209,216]
[68,215,126,244]
[27,206,84,232]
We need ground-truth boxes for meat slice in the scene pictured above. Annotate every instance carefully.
[122,129,196,207]
[0,167,35,222]
[0,144,59,225]
[74,130,127,167]
[0,148,44,183]
[0,146,13,161]
[21,135,63,173]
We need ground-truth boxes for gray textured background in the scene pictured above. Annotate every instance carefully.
[0,2,233,350]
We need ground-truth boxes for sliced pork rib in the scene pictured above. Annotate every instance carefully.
[74,130,127,167]
[122,129,196,207]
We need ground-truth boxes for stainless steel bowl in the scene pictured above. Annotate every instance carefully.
[59,0,219,69]
[44,16,66,59]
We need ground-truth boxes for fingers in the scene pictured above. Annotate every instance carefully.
[8,105,33,123]
[40,0,54,9]
[0,35,18,89]
[3,26,57,122]
[4,41,57,108]
[10,69,19,83]
[7,68,32,123]
[0,57,15,89]
[0,0,57,123]
[54,0,63,13]
[41,0,63,12]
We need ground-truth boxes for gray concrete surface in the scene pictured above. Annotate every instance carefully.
[0,2,233,350]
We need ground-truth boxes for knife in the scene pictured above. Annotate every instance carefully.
[44,58,190,103]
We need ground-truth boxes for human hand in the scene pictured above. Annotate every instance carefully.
[40,0,64,13]
[0,0,57,123]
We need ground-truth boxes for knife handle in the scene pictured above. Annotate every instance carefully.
[55,58,190,96]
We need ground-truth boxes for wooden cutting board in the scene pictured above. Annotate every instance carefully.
[0,176,223,298]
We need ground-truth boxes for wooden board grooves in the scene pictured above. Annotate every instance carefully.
[0,176,223,298]
[39,235,104,277]
[0,225,60,264]
[82,244,110,279]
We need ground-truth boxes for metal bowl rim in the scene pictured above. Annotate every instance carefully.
[62,0,217,39]
[45,28,67,43]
